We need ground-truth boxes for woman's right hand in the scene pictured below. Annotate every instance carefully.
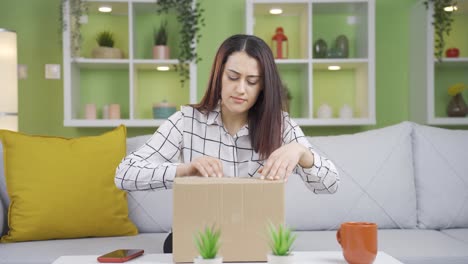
[177,156,223,178]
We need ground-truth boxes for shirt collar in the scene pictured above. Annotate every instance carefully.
[206,104,222,125]
[206,102,250,138]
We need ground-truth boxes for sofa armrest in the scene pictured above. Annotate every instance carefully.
[0,195,5,236]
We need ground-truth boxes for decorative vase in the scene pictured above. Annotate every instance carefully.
[335,34,349,58]
[339,104,353,119]
[153,100,176,119]
[313,39,327,58]
[317,103,333,118]
[327,47,341,58]
[447,93,467,117]
[267,253,294,264]
[109,104,121,119]
[153,45,170,60]
[84,104,97,120]
[91,47,123,59]
[193,256,223,264]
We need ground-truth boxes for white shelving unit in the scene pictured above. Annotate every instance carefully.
[410,0,468,125]
[62,0,197,127]
[245,0,375,126]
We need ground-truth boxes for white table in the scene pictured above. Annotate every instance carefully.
[53,251,404,264]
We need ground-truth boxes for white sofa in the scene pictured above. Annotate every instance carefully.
[1,121,467,264]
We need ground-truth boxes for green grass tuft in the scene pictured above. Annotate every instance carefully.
[194,225,221,259]
[95,30,115,48]
[267,222,296,256]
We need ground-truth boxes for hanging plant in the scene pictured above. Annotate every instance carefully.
[423,0,457,61]
[156,0,205,86]
[59,0,88,57]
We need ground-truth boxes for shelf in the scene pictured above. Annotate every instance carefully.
[85,1,129,15]
[312,1,370,59]
[134,59,180,70]
[294,117,375,126]
[65,119,167,127]
[435,58,468,68]
[409,0,468,126]
[62,0,197,127]
[252,2,309,60]
[79,1,130,59]
[83,0,130,3]
[276,60,308,71]
[428,117,468,126]
[313,58,368,70]
[73,58,130,69]
[246,0,374,125]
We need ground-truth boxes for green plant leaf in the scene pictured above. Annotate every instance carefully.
[423,0,456,61]
[154,20,168,46]
[156,0,205,86]
[194,225,221,259]
[267,222,296,256]
[95,30,115,48]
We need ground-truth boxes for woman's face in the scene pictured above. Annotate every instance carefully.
[221,51,262,117]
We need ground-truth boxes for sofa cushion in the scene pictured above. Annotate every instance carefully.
[0,126,138,242]
[413,124,468,229]
[0,192,4,237]
[286,121,417,230]
[0,141,8,236]
[0,141,8,209]
[441,228,468,244]
[125,135,172,233]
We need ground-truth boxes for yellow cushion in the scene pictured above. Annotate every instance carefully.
[0,126,138,242]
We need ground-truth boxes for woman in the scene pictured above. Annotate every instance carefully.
[115,34,339,193]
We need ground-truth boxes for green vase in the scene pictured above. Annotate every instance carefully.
[313,39,327,58]
[335,35,349,58]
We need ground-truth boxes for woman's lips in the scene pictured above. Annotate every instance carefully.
[231,96,246,103]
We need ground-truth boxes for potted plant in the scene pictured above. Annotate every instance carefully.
[447,83,467,117]
[156,0,205,86]
[424,0,457,60]
[153,20,170,59]
[92,30,123,59]
[266,222,296,264]
[193,225,222,264]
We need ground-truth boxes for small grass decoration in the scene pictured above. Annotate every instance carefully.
[194,225,221,259]
[267,222,296,256]
[154,20,168,46]
[96,30,115,48]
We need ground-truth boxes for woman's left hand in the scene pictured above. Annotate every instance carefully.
[259,142,313,181]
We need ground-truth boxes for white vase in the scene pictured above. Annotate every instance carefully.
[339,104,353,119]
[267,253,294,264]
[91,47,123,59]
[317,103,333,118]
[193,256,223,264]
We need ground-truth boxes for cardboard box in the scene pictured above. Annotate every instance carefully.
[173,177,285,263]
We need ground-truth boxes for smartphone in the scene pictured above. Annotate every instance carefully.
[97,249,144,263]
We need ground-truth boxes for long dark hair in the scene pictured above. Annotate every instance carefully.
[194,34,283,159]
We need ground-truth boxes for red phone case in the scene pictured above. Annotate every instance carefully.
[97,249,144,263]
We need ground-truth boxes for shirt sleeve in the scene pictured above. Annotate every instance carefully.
[282,114,340,194]
[115,111,184,191]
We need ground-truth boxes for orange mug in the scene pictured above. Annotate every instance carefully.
[337,222,377,264]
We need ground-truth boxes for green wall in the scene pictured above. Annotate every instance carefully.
[0,0,466,138]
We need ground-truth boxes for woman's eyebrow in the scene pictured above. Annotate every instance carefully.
[227,69,260,78]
